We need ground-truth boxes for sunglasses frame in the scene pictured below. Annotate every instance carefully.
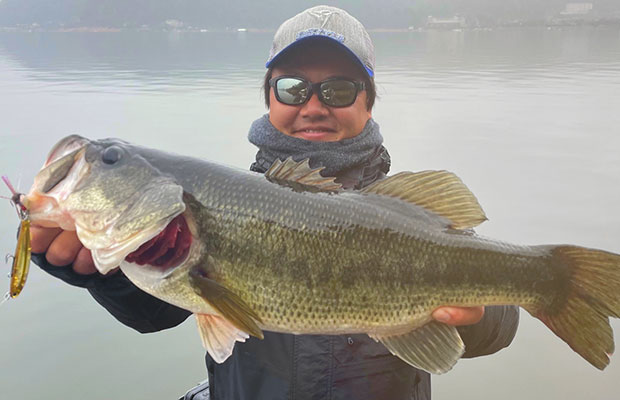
[269,75,366,108]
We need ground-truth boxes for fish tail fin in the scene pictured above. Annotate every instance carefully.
[526,245,620,370]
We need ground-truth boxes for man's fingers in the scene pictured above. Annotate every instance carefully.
[30,226,63,254]
[432,306,485,326]
[32,226,107,276]
[46,230,84,267]
[73,247,98,275]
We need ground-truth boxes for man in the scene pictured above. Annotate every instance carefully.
[30,6,518,400]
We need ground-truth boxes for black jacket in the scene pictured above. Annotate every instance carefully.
[33,145,519,400]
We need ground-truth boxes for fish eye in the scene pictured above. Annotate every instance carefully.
[102,146,122,165]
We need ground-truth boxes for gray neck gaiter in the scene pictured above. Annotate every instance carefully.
[248,114,384,177]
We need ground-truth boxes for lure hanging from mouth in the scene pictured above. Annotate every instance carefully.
[2,175,31,299]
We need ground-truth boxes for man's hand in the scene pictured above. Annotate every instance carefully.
[432,306,485,326]
[30,225,99,275]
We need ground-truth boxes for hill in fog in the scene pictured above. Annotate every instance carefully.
[1,0,619,28]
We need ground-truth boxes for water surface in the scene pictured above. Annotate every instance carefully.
[1,28,619,399]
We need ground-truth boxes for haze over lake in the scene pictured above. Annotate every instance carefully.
[1,27,619,400]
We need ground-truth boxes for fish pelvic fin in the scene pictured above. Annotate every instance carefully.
[360,170,487,230]
[527,245,620,370]
[189,265,264,340]
[369,321,465,374]
[265,157,342,193]
[195,314,250,363]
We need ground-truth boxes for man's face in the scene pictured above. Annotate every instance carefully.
[269,43,372,142]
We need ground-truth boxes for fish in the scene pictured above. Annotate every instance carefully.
[21,134,620,374]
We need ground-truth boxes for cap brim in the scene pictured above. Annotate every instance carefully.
[265,36,374,78]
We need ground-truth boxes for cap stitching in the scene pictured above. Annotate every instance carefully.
[296,28,345,44]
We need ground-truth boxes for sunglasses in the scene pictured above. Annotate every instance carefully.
[269,76,366,108]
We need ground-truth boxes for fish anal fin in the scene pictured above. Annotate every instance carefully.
[361,170,487,230]
[195,314,249,363]
[265,157,342,193]
[369,321,465,374]
[189,265,264,340]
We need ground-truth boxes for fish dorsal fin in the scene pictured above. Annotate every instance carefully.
[265,157,342,193]
[369,321,465,374]
[361,170,487,230]
[189,265,264,340]
[195,314,250,363]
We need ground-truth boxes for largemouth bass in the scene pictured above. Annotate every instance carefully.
[22,135,620,374]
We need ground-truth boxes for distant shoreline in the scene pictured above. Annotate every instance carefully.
[1,21,619,34]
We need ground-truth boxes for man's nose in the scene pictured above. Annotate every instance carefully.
[300,93,329,118]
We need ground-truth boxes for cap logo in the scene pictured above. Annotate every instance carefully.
[296,28,344,43]
[308,8,340,28]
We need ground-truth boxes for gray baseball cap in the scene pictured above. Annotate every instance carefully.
[266,5,375,77]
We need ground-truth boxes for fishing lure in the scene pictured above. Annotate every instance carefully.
[2,175,31,299]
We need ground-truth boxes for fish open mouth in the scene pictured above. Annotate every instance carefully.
[125,214,192,269]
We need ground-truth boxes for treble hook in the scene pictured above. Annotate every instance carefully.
[2,175,28,219]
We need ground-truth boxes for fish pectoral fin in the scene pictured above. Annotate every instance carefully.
[189,265,264,340]
[369,321,465,374]
[265,157,342,193]
[195,314,250,363]
[360,170,487,230]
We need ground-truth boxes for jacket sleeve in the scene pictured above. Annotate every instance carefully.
[32,252,191,333]
[457,305,519,358]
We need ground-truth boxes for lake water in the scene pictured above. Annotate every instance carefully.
[1,27,619,400]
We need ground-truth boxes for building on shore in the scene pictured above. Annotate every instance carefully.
[560,3,594,16]
[550,2,596,25]
[426,16,467,30]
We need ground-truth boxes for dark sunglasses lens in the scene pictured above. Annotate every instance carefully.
[275,78,309,105]
[320,80,357,106]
